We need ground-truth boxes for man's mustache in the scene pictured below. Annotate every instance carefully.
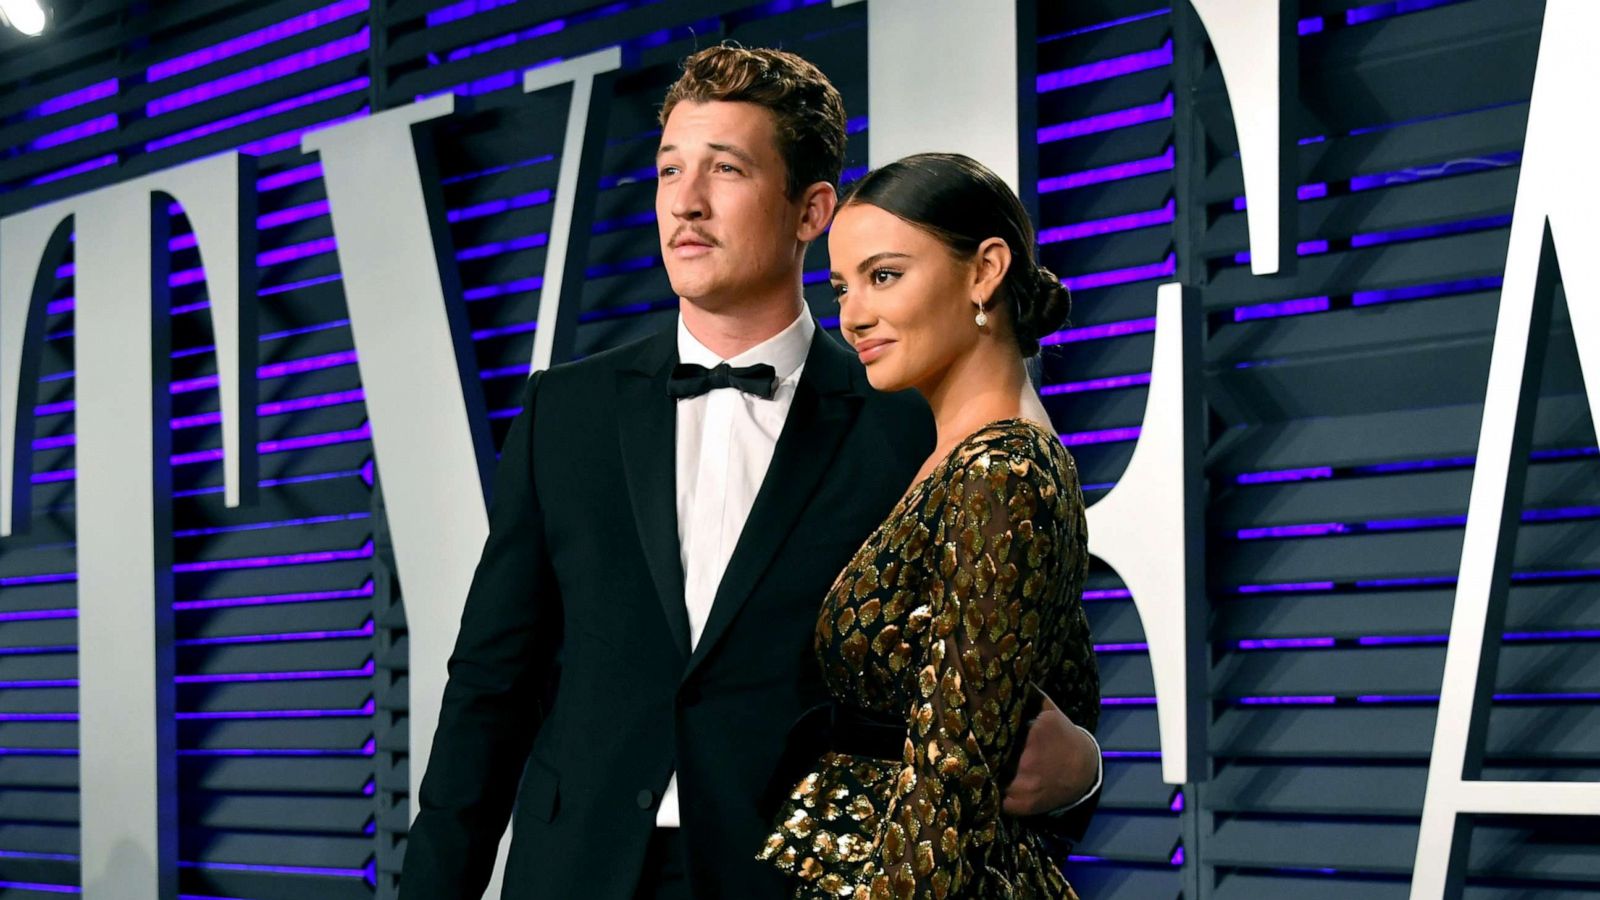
[669,226,721,248]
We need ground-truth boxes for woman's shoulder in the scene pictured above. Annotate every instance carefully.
[950,418,1069,473]
[931,417,1081,508]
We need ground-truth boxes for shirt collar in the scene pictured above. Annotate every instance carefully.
[676,309,814,381]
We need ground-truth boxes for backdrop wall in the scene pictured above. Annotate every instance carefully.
[0,1,1594,898]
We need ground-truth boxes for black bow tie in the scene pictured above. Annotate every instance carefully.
[667,362,778,400]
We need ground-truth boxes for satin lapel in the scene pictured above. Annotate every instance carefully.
[683,329,864,679]
[616,332,691,659]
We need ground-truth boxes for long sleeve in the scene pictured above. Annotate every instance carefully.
[862,445,1081,897]
[1038,525,1101,846]
[400,372,562,899]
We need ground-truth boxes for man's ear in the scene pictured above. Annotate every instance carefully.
[796,182,838,243]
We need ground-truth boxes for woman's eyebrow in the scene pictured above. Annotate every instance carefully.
[855,251,912,273]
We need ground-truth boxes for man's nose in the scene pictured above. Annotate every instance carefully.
[671,170,709,220]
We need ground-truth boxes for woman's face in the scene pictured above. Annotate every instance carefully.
[829,202,990,393]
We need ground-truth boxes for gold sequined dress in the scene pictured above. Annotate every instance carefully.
[758,418,1099,899]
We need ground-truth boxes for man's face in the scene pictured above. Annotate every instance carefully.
[655,100,807,310]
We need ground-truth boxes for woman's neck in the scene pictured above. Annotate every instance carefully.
[920,342,1037,453]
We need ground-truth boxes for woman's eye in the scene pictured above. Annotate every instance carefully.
[871,268,901,286]
[831,282,849,300]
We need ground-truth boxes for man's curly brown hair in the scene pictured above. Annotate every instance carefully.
[660,43,848,199]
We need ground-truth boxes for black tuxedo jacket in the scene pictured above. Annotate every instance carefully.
[399,322,1096,900]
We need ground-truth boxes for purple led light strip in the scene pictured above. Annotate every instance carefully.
[30,114,118,151]
[1236,637,1337,650]
[1232,444,1596,485]
[4,548,375,595]
[176,658,375,684]
[1063,254,1176,292]
[1036,39,1173,93]
[1042,317,1156,346]
[178,858,373,880]
[1039,199,1175,244]
[30,421,372,485]
[1039,94,1173,144]
[1236,506,1600,541]
[239,107,369,157]
[1061,427,1141,447]
[175,580,374,612]
[147,0,370,82]
[1040,9,1169,42]
[176,619,374,647]
[177,698,376,720]
[1346,0,1469,26]
[0,880,77,893]
[174,538,373,573]
[1039,147,1174,194]
[31,78,119,118]
[1237,695,1337,705]
[172,465,368,500]
[0,699,376,723]
[147,29,370,118]
[145,78,369,153]
[27,154,119,187]
[1039,372,1151,396]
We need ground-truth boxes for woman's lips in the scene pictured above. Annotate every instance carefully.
[855,338,895,364]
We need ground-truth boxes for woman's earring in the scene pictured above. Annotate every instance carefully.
[974,298,989,329]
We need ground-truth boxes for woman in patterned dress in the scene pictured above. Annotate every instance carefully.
[757,153,1100,899]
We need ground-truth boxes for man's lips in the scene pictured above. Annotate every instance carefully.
[669,234,717,258]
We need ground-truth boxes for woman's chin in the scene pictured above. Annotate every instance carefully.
[863,367,909,394]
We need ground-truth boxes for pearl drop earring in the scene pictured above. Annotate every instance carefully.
[974,299,989,329]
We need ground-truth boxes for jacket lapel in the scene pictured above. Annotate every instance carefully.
[616,329,692,659]
[683,327,865,679]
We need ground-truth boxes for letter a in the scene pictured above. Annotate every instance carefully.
[1411,3,1600,897]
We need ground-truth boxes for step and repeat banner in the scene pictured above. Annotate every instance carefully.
[0,0,1594,898]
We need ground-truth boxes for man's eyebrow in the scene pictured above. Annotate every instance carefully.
[707,142,756,165]
[656,144,676,158]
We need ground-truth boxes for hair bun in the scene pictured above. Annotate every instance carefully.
[1013,264,1071,355]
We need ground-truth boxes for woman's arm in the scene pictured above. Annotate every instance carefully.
[853,445,1079,896]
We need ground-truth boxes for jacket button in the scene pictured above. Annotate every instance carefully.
[636,789,655,810]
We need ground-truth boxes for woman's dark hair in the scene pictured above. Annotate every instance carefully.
[840,152,1070,355]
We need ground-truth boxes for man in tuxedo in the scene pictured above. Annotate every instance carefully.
[399,44,1102,900]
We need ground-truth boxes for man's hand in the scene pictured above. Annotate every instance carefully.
[1002,695,1101,817]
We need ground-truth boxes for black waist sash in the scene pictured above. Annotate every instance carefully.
[759,702,906,819]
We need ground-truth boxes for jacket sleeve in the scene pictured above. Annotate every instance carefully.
[399,371,561,898]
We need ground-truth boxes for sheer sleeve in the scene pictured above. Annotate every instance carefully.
[857,443,1076,897]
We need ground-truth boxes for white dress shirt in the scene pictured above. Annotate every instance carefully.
[656,310,815,827]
